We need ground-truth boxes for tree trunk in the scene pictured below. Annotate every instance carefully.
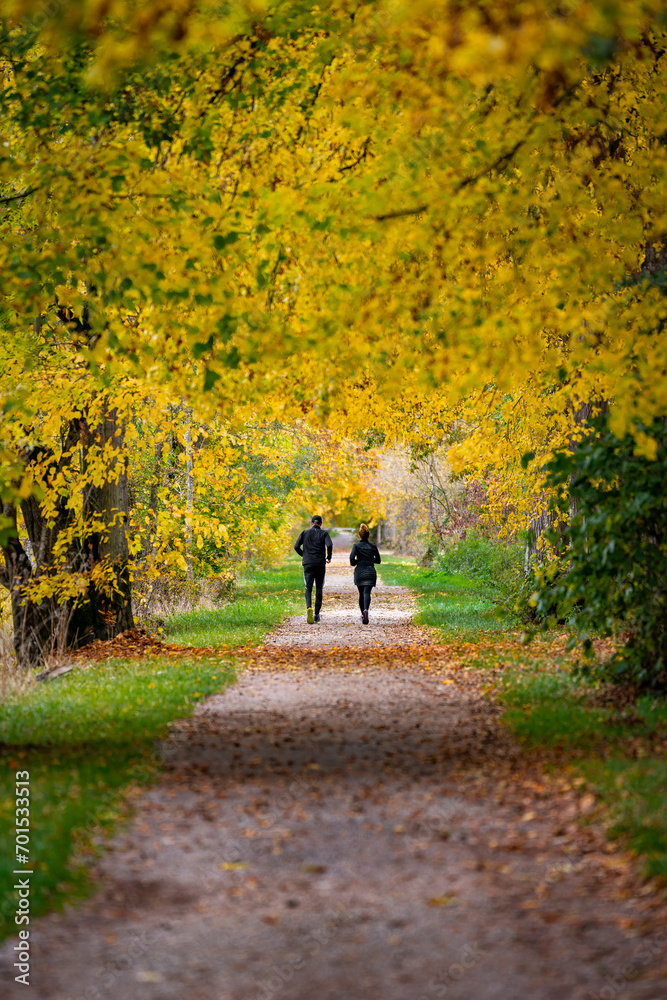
[84,399,134,634]
[148,438,164,525]
[1,502,50,665]
[0,404,134,665]
[524,507,556,574]
[184,414,195,582]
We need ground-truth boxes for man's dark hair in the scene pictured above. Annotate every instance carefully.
[311,515,323,525]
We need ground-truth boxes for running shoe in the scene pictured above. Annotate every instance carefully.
[307,607,314,624]
[314,614,320,623]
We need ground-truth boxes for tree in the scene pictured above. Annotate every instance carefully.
[0,376,135,663]
[2,2,667,668]
[533,416,667,690]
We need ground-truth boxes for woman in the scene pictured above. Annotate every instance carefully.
[349,523,381,625]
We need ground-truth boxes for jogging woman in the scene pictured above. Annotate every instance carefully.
[349,523,381,625]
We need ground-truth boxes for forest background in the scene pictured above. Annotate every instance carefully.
[1,0,666,688]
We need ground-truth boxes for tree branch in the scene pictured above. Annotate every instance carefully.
[0,186,39,205]
[374,204,428,222]
[456,140,524,192]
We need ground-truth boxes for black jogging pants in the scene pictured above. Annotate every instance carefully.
[304,564,326,613]
[357,584,373,613]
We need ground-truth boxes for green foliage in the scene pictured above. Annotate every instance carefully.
[435,532,524,599]
[533,416,667,690]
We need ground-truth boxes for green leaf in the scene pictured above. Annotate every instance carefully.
[203,368,221,391]
[216,314,237,344]
[193,335,214,360]
[213,233,239,251]
[224,346,241,369]
[0,516,18,548]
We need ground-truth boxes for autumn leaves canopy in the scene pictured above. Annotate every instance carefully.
[1,1,666,657]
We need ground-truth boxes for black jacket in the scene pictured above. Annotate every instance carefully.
[294,525,333,567]
[350,539,381,586]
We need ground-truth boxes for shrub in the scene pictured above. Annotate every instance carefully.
[435,531,524,599]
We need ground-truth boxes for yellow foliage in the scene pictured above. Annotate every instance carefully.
[1,0,666,589]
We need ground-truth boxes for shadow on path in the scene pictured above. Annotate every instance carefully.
[1,549,665,1000]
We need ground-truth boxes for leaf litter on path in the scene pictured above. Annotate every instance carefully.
[2,564,666,999]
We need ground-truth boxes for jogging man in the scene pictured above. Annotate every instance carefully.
[294,515,333,623]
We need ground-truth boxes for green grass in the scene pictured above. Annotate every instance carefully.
[588,757,667,881]
[165,560,304,647]
[497,669,621,749]
[497,668,667,881]
[0,559,307,941]
[381,550,667,883]
[236,558,305,596]
[1,747,150,933]
[379,555,513,641]
[0,657,233,747]
[0,655,234,942]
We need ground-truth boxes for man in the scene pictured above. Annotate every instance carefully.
[294,515,333,623]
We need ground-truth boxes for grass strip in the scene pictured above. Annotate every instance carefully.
[497,667,667,881]
[164,559,304,647]
[381,552,667,883]
[0,560,306,941]
[0,655,233,942]
[379,555,514,641]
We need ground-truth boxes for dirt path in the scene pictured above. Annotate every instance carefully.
[2,540,666,999]
[266,529,431,651]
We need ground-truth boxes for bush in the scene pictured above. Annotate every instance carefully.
[435,531,524,599]
[532,416,667,690]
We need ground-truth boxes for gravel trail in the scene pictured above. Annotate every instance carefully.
[1,535,665,999]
